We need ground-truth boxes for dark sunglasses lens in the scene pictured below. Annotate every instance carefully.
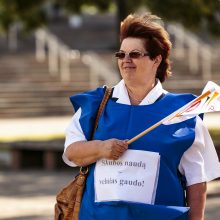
[129,52,142,59]
[115,52,125,59]
[115,51,143,59]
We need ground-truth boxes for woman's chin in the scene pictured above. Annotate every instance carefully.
[123,67,136,73]
[121,70,135,79]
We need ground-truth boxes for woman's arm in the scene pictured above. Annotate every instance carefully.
[65,139,128,167]
[186,182,207,220]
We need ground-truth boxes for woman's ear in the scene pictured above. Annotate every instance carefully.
[154,55,162,67]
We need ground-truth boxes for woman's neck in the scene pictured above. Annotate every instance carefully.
[125,80,156,105]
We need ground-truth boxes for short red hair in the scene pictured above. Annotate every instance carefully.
[120,14,172,82]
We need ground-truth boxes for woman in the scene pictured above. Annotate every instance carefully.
[63,14,220,220]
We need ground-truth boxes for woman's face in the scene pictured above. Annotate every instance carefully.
[118,37,160,87]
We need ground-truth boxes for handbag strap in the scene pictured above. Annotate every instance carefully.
[91,87,112,140]
[80,87,112,174]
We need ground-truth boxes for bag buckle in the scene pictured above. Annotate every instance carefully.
[80,166,89,175]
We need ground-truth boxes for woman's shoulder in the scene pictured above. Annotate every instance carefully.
[70,87,106,100]
[163,92,197,111]
[165,92,196,103]
[69,87,106,112]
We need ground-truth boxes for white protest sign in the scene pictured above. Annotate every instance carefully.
[94,150,160,204]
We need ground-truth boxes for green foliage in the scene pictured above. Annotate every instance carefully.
[145,0,220,36]
[54,0,84,14]
[0,0,47,32]
[208,128,220,144]
[0,0,219,37]
[55,0,111,14]
[115,0,145,21]
[58,0,220,37]
[88,0,110,11]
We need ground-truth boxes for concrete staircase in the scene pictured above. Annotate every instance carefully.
[48,14,118,51]
[1,13,220,119]
[0,52,91,118]
[48,14,220,95]
[163,54,220,95]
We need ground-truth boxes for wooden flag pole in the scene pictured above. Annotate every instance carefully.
[127,120,163,145]
[127,90,212,145]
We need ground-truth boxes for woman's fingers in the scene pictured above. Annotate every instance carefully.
[103,139,128,160]
[101,139,128,160]
[116,140,128,148]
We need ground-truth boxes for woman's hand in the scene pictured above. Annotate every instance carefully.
[100,139,128,160]
[66,139,128,166]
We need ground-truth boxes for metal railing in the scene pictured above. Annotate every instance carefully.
[82,51,119,88]
[167,23,213,80]
[35,28,119,88]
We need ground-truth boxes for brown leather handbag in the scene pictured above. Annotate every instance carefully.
[55,87,112,220]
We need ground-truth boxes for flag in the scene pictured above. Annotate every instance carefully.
[128,81,220,144]
[163,81,220,125]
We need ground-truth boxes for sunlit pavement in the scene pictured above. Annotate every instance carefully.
[0,170,76,220]
[0,116,71,142]
[0,113,219,219]
[0,113,219,142]
[0,170,219,220]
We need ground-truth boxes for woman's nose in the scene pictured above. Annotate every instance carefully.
[122,55,132,62]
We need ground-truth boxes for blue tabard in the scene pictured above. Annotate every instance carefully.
[70,87,198,220]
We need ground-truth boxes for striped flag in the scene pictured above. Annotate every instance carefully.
[127,81,220,144]
[163,81,220,125]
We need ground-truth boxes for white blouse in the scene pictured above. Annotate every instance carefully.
[63,80,220,186]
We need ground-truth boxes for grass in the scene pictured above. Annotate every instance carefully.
[209,128,220,145]
[0,133,65,143]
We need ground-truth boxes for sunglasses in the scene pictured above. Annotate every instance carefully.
[115,51,149,59]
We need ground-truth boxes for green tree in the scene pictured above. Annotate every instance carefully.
[55,0,220,37]
[0,0,46,33]
[54,0,110,14]
[145,0,220,37]
[0,0,219,37]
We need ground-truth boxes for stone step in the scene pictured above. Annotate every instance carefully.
[163,79,209,95]
[1,38,217,118]
[49,23,117,50]
[0,80,90,89]
[0,91,74,98]
[0,49,92,118]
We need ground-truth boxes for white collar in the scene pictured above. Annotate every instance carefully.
[112,79,167,105]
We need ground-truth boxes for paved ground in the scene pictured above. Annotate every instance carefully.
[0,170,219,220]
[0,113,220,142]
[0,113,220,219]
[0,170,77,220]
[0,116,71,142]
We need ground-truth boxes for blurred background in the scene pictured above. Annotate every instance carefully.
[0,0,220,219]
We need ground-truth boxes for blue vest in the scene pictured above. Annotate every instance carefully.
[70,87,198,220]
